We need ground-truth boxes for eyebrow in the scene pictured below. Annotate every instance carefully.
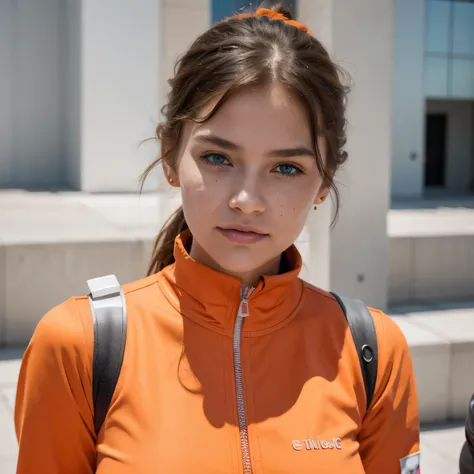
[194,134,315,158]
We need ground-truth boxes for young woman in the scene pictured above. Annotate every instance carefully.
[15,3,420,473]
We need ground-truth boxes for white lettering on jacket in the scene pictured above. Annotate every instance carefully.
[292,437,343,451]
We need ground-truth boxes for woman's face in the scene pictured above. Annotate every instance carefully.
[167,84,329,284]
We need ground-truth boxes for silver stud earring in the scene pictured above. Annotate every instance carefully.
[169,177,173,183]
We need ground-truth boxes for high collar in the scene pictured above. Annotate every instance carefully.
[160,231,304,337]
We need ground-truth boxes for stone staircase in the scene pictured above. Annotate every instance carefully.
[388,198,474,424]
[390,302,474,424]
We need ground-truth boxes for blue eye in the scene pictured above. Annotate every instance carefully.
[202,153,229,167]
[275,164,302,176]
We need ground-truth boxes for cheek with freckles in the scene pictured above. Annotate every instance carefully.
[177,158,228,235]
[269,193,315,247]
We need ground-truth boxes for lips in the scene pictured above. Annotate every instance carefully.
[216,226,269,244]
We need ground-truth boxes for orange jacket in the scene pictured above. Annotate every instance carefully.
[15,232,420,474]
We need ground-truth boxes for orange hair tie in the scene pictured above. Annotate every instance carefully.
[232,7,312,35]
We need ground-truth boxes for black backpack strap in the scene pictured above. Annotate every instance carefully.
[467,394,474,448]
[330,292,378,413]
[87,274,127,435]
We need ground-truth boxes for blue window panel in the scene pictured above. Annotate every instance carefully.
[452,2,474,56]
[426,0,451,54]
[451,58,474,98]
[211,1,253,24]
[211,1,298,24]
[425,55,449,97]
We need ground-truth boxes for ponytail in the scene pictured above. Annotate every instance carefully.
[147,206,188,276]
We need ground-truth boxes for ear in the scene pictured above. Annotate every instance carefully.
[162,160,180,187]
[314,186,330,205]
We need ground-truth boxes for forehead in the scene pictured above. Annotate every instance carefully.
[189,84,313,148]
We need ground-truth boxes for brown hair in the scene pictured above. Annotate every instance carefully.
[141,2,350,276]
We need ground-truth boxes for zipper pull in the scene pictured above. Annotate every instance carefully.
[238,298,249,318]
[238,287,253,318]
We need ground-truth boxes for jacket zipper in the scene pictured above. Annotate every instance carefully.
[233,285,254,474]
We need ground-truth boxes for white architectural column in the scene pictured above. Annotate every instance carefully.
[66,1,163,192]
[295,1,334,290]
[391,0,426,198]
[161,0,211,100]
[157,0,211,226]
[300,0,394,309]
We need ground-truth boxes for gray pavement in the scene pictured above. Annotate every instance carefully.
[0,349,466,473]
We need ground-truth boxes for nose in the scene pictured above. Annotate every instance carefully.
[228,176,266,215]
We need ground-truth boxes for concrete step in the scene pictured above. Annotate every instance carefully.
[388,201,474,305]
[0,190,171,345]
[390,302,474,424]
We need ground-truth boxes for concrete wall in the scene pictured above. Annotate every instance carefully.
[331,0,393,310]
[157,0,211,217]
[0,0,62,189]
[389,234,474,305]
[299,0,393,309]
[296,1,335,291]
[78,0,161,192]
[162,0,211,104]
[391,0,426,199]
[0,0,163,192]
[427,99,473,193]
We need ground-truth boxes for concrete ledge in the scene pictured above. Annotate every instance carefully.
[0,244,6,345]
[388,204,474,304]
[391,316,451,423]
[0,191,164,345]
[2,239,153,345]
[408,308,474,420]
[389,235,474,304]
[391,305,474,424]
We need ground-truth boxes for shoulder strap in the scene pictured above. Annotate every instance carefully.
[464,394,474,450]
[330,292,378,413]
[87,274,127,435]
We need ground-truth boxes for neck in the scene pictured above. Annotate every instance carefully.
[189,240,282,287]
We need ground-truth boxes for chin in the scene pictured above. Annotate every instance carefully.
[211,249,272,276]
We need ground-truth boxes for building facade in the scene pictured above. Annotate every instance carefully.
[3,0,472,308]
[1,0,472,197]
[0,0,163,192]
[393,0,474,198]
[1,1,472,197]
